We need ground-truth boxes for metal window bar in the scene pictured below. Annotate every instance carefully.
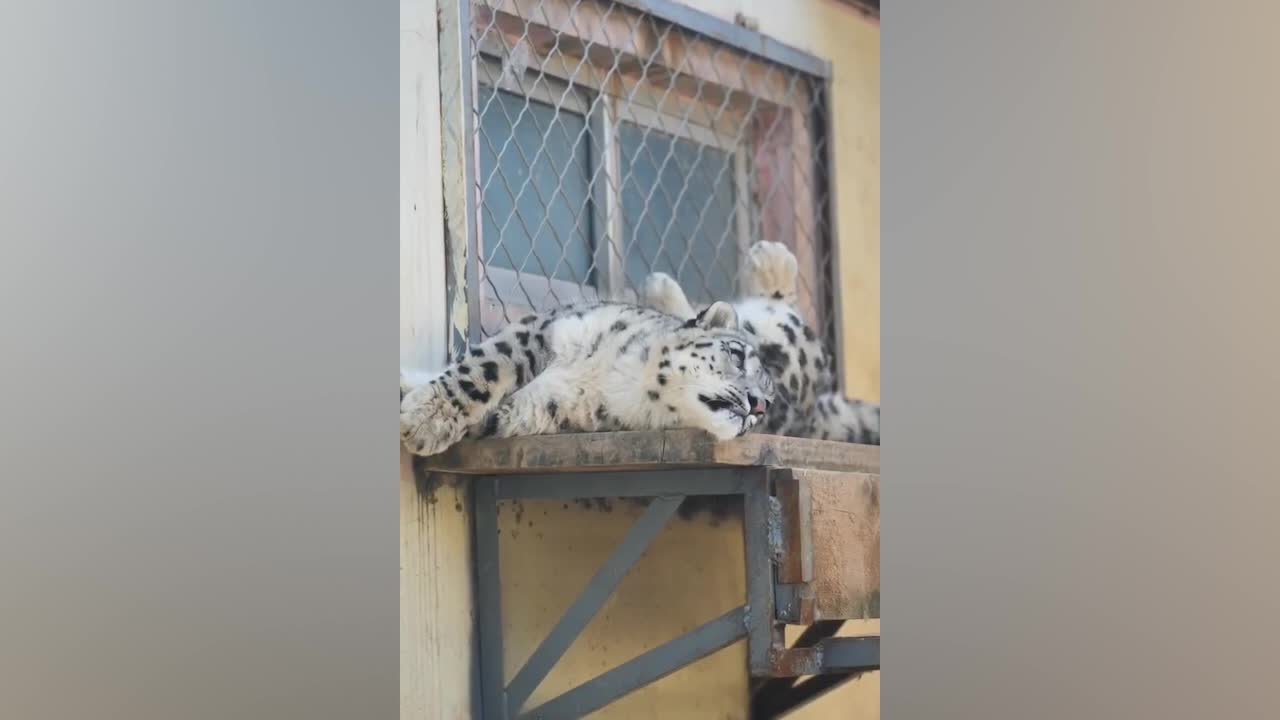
[444,0,841,363]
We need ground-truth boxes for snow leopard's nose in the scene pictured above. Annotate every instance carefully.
[749,394,767,417]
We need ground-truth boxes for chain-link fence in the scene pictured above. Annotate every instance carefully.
[441,0,839,361]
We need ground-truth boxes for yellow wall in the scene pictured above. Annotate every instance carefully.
[495,500,879,720]
[400,458,474,719]
[497,503,880,719]
[499,501,751,717]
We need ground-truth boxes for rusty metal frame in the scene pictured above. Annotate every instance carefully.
[472,467,765,719]
[470,465,879,720]
[751,623,879,718]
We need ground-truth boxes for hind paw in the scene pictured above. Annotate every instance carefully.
[743,241,799,303]
[641,272,696,319]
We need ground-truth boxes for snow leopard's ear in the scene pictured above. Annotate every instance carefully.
[693,301,738,331]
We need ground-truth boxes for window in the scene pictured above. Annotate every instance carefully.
[618,119,742,305]
[477,80,596,308]
[457,0,837,349]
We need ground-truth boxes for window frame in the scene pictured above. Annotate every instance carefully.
[453,0,836,352]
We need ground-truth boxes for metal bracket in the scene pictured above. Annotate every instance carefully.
[472,468,774,720]
[752,627,880,718]
[471,463,878,719]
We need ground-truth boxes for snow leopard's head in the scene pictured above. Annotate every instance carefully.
[657,301,776,440]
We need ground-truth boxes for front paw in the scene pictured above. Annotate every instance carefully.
[698,411,749,441]
[400,382,468,456]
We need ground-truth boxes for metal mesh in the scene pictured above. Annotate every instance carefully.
[449,0,837,354]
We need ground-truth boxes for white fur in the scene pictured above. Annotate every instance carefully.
[741,240,799,304]
[400,302,774,456]
[638,241,880,444]
[641,272,697,318]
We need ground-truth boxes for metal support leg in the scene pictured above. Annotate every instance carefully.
[751,632,879,716]
[744,469,778,677]
[472,467,798,719]
[474,476,507,720]
[750,620,846,699]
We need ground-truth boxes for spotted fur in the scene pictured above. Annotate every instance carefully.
[400,302,775,456]
[640,241,880,446]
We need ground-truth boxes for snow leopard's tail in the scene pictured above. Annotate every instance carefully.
[814,392,880,446]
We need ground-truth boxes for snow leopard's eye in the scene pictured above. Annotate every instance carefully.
[726,343,747,371]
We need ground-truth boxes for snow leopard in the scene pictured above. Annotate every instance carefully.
[640,241,880,446]
[399,301,776,457]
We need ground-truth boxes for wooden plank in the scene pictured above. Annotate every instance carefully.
[794,468,880,620]
[401,0,449,371]
[710,432,879,473]
[418,428,878,474]
[439,0,480,347]
[400,2,473,719]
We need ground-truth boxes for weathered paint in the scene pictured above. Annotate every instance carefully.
[402,1,473,718]
[401,0,448,372]
[401,460,475,720]
[783,619,881,719]
[436,0,477,349]
[803,470,880,621]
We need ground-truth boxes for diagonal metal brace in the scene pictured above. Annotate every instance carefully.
[519,606,748,720]
[505,494,685,715]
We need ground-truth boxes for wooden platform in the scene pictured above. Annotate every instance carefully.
[418,428,880,475]
[422,428,881,626]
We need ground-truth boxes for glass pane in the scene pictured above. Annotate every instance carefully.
[477,86,593,285]
[619,122,738,305]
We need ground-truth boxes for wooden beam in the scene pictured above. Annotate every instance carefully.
[417,428,879,475]
[796,468,881,620]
